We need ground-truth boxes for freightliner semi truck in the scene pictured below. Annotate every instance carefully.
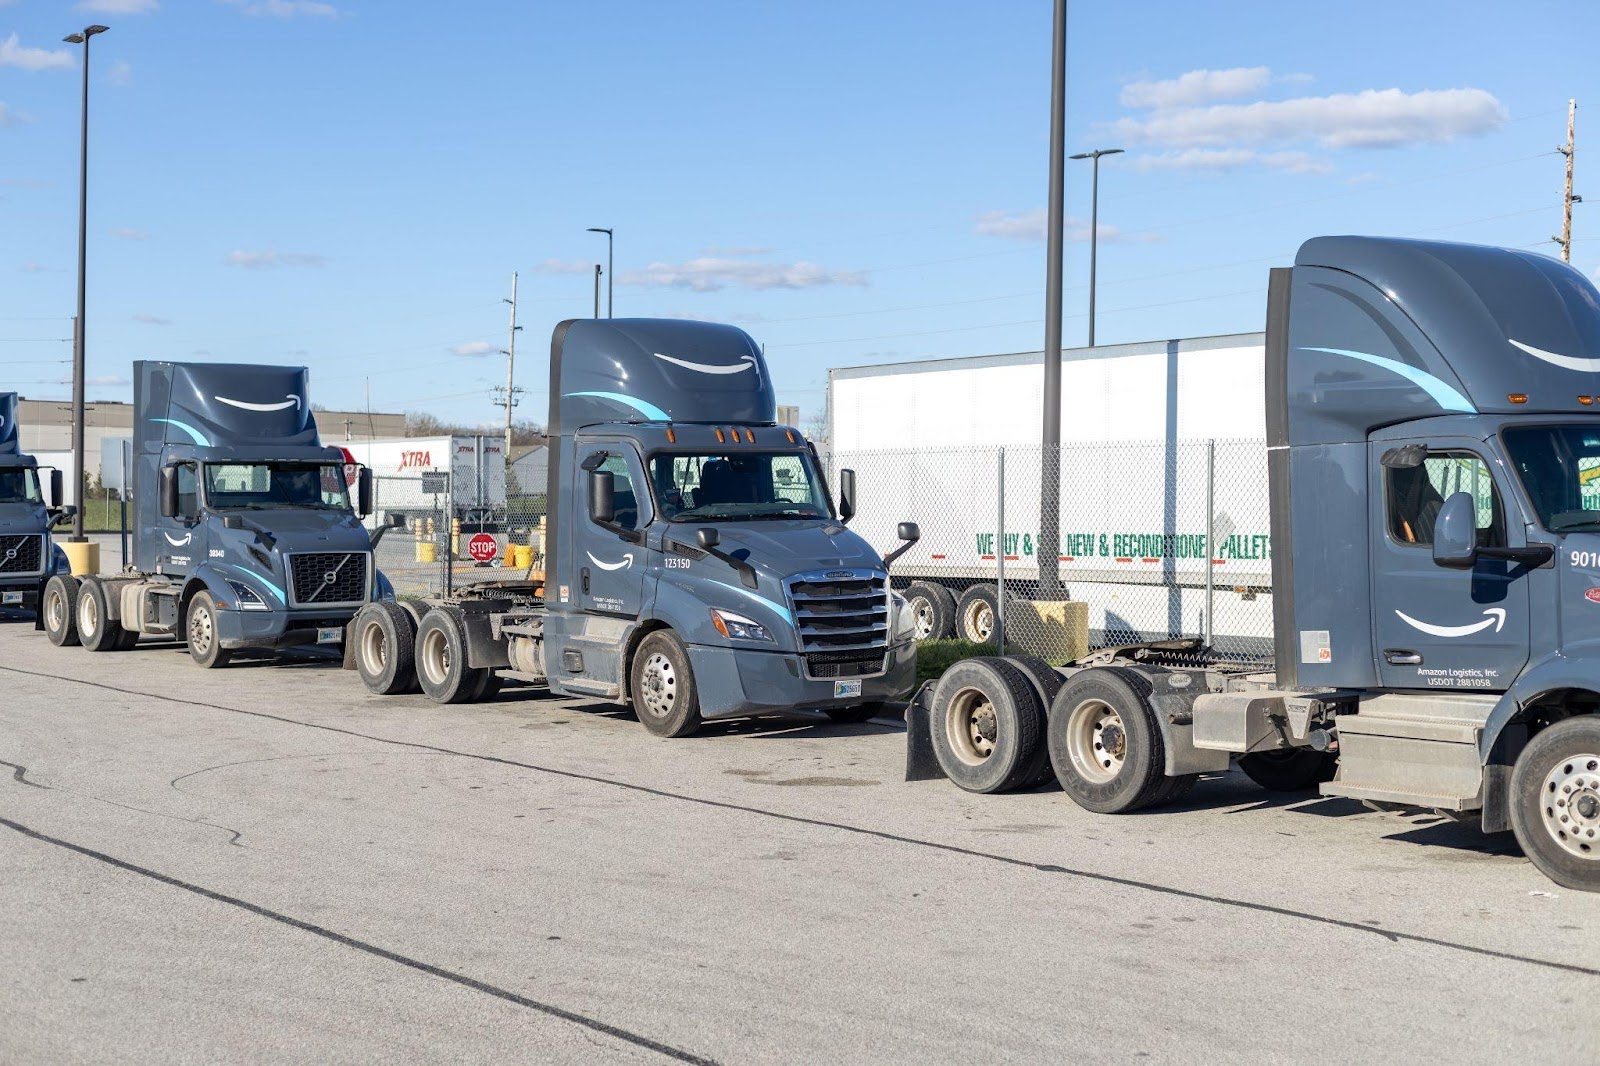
[39,361,403,666]
[0,393,74,615]
[349,318,921,737]
[907,236,1600,890]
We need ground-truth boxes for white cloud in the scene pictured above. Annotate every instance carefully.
[449,340,496,358]
[221,0,340,17]
[974,209,1148,243]
[1121,66,1272,110]
[1133,148,1332,174]
[107,60,132,87]
[531,258,595,276]
[110,226,149,240]
[620,257,865,293]
[0,104,31,128]
[1114,87,1507,150]
[0,33,73,72]
[700,245,774,257]
[77,0,159,13]
[226,249,327,269]
[132,313,170,325]
[21,261,47,273]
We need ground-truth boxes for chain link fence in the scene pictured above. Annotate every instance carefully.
[827,439,1274,663]
[370,474,547,599]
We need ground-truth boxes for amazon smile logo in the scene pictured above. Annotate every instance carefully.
[1508,339,1600,374]
[586,551,634,571]
[653,352,756,376]
[213,393,302,413]
[163,531,192,547]
[1395,607,1506,638]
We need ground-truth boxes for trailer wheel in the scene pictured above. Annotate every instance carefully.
[903,582,955,641]
[1509,716,1600,891]
[1238,748,1336,792]
[825,702,886,725]
[353,601,417,695]
[1005,654,1065,786]
[929,657,1045,793]
[185,591,232,669]
[42,574,80,647]
[415,606,484,704]
[955,585,1000,645]
[472,669,503,702]
[77,577,128,653]
[1048,668,1167,814]
[630,630,703,738]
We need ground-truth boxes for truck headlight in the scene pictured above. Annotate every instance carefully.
[709,607,772,642]
[226,580,269,611]
[890,591,916,640]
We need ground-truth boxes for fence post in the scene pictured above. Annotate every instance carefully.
[1204,438,1216,649]
[996,446,1006,653]
[441,471,454,599]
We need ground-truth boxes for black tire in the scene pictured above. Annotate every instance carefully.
[185,590,233,669]
[115,625,141,650]
[77,577,124,653]
[1146,773,1200,809]
[1006,654,1066,787]
[825,702,885,725]
[929,657,1045,793]
[1238,748,1337,792]
[1509,716,1600,891]
[955,584,1001,645]
[630,630,702,738]
[414,605,483,703]
[353,601,417,695]
[472,669,504,702]
[42,574,80,647]
[903,581,956,642]
[1048,667,1167,814]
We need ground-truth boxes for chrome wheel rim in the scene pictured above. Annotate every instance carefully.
[46,589,64,633]
[945,686,997,766]
[911,597,935,640]
[361,618,388,673]
[78,590,98,638]
[639,652,677,718]
[1066,698,1126,784]
[963,599,994,642]
[419,626,450,688]
[1541,752,1600,860]
[188,603,213,655]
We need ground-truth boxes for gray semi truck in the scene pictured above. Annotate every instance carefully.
[0,393,74,615]
[907,236,1600,891]
[349,318,920,736]
[39,361,401,666]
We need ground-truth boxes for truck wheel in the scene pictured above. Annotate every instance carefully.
[116,625,142,650]
[1146,773,1200,808]
[825,702,886,725]
[354,601,417,696]
[1048,668,1167,814]
[77,577,127,653]
[630,630,703,738]
[42,575,80,647]
[415,606,484,704]
[1238,748,1336,792]
[929,657,1044,793]
[955,585,1000,645]
[472,670,504,702]
[903,582,955,641]
[1509,716,1600,891]
[1006,654,1065,787]
[185,591,233,669]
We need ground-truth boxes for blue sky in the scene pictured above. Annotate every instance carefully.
[2,0,1596,429]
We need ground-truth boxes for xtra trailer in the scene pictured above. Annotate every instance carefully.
[40,361,404,666]
[0,392,74,615]
[349,318,921,737]
[907,236,1600,890]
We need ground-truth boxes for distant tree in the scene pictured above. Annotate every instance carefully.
[806,398,828,445]
[406,410,547,446]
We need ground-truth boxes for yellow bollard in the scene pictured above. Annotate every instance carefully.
[59,540,100,576]
[415,540,437,563]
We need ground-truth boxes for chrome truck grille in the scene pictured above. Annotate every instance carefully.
[287,551,370,608]
[0,534,44,576]
[786,569,889,680]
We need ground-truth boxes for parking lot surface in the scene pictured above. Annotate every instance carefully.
[2,616,1597,1063]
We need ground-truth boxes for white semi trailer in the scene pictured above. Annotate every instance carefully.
[827,333,1274,653]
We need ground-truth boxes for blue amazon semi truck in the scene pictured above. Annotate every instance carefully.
[0,392,74,616]
[40,361,403,666]
[907,236,1600,890]
[350,318,920,736]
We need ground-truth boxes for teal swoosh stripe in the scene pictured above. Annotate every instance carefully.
[1299,347,1475,413]
[563,391,670,421]
[150,417,211,446]
[222,563,286,604]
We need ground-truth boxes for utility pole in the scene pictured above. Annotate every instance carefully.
[593,264,603,319]
[1557,99,1580,263]
[1039,0,1068,597]
[587,227,614,317]
[498,271,523,459]
[64,24,107,543]
[341,418,353,441]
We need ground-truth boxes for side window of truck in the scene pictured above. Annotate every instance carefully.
[596,454,641,531]
[1386,451,1503,547]
[176,463,198,519]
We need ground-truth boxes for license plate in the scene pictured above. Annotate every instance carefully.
[1,592,21,605]
[317,627,343,645]
[834,679,863,699]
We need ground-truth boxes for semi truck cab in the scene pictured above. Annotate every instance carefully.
[0,392,73,615]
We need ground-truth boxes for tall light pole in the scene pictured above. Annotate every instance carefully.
[587,227,613,317]
[1039,0,1068,598]
[1069,148,1122,347]
[593,264,602,319]
[63,23,107,543]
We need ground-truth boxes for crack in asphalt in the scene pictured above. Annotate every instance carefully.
[0,758,47,789]
[4,754,245,846]
[3,663,1597,979]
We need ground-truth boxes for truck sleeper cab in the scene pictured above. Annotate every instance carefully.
[0,392,74,616]
[350,318,919,737]
[40,361,400,667]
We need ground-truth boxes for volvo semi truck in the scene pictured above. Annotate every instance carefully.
[349,318,920,736]
[907,236,1600,890]
[40,361,402,666]
[0,392,73,615]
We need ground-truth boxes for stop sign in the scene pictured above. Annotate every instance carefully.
[467,533,499,562]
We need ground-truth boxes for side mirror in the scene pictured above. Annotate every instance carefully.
[159,466,180,518]
[696,527,721,550]
[49,468,64,510]
[839,468,856,524]
[50,506,76,527]
[388,513,407,529]
[588,469,616,525]
[1432,491,1479,569]
[897,522,920,543]
[357,466,374,518]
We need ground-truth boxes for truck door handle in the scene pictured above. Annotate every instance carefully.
[1385,649,1423,665]
[581,567,591,594]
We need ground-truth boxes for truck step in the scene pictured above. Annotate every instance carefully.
[1318,779,1480,812]
[1324,703,1487,811]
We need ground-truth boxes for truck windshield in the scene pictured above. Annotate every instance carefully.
[0,468,42,505]
[649,452,831,522]
[204,462,351,511]
[1503,425,1600,532]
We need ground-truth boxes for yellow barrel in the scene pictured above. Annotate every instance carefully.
[510,544,532,570]
[415,539,437,563]
[60,541,100,576]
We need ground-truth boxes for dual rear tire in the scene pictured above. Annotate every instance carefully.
[77,577,139,652]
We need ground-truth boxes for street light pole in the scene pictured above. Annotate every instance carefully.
[63,23,107,543]
[1039,0,1068,598]
[587,227,613,317]
[1069,147,1122,347]
[593,264,602,319]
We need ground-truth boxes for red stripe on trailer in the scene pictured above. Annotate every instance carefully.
[1059,556,1074,561]
[1115,557,1134,563]
[1212,558,1226,565]
[929,554,947,560]
[980,554,996,560]
[1004,555,1020,561]
[1141,557,1159,563]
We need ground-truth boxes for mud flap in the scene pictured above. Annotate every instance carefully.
[904,680,946,782]
[341,620,358,670]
